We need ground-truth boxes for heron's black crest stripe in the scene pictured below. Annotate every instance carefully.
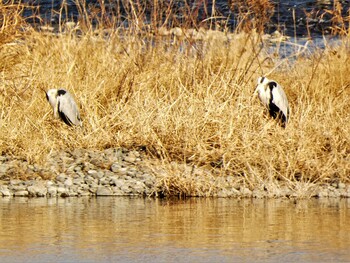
[45,93,49,101]
[268,81,277,89]
[57,89,67,96]
[57,101,73,126]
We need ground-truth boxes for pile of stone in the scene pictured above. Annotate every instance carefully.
[0,148,157,197]
[0,148,349,198]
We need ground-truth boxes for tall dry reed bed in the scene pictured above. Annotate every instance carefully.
[0,26,349,191]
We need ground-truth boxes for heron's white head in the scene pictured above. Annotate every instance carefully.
[254,76,270,106]
[46,89,59,117]
[46,89,58,106]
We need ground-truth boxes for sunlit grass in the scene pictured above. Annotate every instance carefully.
[0,1,349,196]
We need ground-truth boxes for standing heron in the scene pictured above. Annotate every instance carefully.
[254,76,289,128]
[46,88,82,126]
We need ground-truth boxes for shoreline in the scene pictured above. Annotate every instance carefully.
[0,148,349,199]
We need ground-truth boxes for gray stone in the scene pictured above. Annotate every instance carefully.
[64,177,73,187]
[84,175,96,185]
[252,189,265,198]
[0,185,12,196]
[9,179,23,186]
[112,187,126,196]
[118,167,128,175]
[240,187,252,197]
[217,189,229,198]
[328,189,340,198]
[46,181,55,187]
[127,169,138,178]
[89,170,104,179]
[28,184,47,197]
[110,163,121,173]
[74,166,82,172]
[131,181,146,194]
[97,177,106,185]
[79,184,90,191]
[47,186,57,196]
[96,186,113,196]
[87,169,98,176]
[338,182,346,189]
[77,190,91,196]
[56,173,67,183]
[9,185,27,191]
[317,189,329,198]
[0,164,8,175]
[110,177,125,188]
[120,184,131,193]
[89,187,98,194]
[143,177,156,188]
[73,177,84,185]
[14,190,29,197]
[57,187,68,194]
[123,156,136,163]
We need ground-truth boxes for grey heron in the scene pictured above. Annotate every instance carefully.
[46,88,82,126]
[254,76,289,128]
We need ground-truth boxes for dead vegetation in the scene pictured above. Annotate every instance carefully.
[0,1,349,196]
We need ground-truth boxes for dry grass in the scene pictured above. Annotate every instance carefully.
[0,2,349,194]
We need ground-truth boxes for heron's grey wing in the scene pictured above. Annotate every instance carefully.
[271,85,289,119]
[57,93,81,126]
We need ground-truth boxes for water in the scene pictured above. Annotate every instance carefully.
[0,197,349,262]
[23,0,350,37]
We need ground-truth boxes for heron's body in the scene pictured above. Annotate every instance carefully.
[46,88,82,126]
[254,77,289,127]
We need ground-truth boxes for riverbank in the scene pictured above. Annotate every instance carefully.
[0,147,349,198]
[1,5,350,198]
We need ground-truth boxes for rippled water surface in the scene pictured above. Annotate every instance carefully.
[24,0,349,37]
[0,198,349,263]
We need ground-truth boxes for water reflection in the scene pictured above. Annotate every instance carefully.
[0,197,349,262]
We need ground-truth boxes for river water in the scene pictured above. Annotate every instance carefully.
[0,197,349,262]
[24,0,349,37]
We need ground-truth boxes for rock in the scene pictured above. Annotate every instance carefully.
[240,187,252,197]
[0,164,8,175]
[216,188,235,198]
[96,186,113,196]
[87,169,98,176]
[110,163,121,173]
[73,177,84,185]
[56,173,67,183]
[74,166,82,172]
[132,181,146,194]
[88,170,104,179]
[112,187,126,196]
[120,184,131,193]
[123,156,136,163]
[14,190,29,197]
[47,186,58,196]
[338,182,346,189]
[46,181,55,187]
[84,175,96,185]
[64,178,73,187]
[252,189,265,198]
[57,187,68,195]
[9,179,23,186]
[0,185,12,196]
[9,185,27,192]
[118,167,128,175]
[317,189,329,198]
[27,183,47,197]
[110,177,125,188]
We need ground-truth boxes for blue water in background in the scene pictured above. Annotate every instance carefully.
[22,0,350,37]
